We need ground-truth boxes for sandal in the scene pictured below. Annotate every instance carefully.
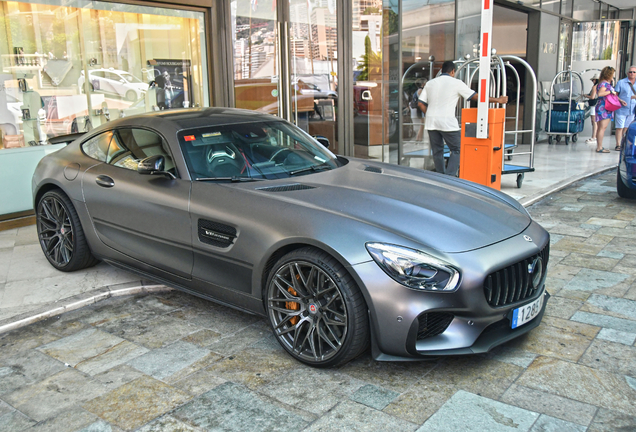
[596,148,610,153]
[615,146,621,151]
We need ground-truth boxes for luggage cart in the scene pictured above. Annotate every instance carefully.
[546,67,585,145]
[455,52,537,188]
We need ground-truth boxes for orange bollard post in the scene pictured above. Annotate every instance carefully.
[459,108,505,190]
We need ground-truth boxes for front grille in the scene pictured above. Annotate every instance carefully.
[417,312,454,340]
[484,243,549,307]
[256,183,315,192]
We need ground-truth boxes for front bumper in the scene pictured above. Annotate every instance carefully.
[351,221,550,361]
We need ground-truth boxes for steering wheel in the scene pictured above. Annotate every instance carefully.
[269,148,292,164]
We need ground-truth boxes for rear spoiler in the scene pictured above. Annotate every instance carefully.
[48,132,86,146]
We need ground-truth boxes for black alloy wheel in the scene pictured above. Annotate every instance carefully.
[265,248,369,367]
[36,190,99,272]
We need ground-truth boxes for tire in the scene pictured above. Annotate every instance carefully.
[616,168,636,199]
[556,135,561,143]
[36,190,99,272]
[265,247,369,368]
[126,90,137,102]
[572,134,578,143]
[548,136,553,144]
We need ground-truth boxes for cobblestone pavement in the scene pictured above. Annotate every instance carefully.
[1,170,636,432]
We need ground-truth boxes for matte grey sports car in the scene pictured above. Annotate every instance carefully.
[32,108,550,367]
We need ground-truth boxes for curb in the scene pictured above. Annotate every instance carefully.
[0,282,173,335]
[520,163,617,207]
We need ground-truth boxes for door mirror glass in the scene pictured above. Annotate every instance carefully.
[138,154,165,174]
[313,135,330,148]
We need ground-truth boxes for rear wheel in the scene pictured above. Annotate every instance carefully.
[617,168,636,199]
[265,247,369,367]
[36,190,99,271]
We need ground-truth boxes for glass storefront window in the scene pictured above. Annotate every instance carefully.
[573,0,599,21]
[541,0,561,15]
[0,0,208,216]
[572,21,621,62]
[231,0,339,153]
[351,0,387,161]
[399,0,455,169]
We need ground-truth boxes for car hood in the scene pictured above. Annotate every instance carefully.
[253,160,530,253]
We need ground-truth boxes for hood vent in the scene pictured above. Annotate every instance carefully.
[256,183,315,192]
[364,165,383,174]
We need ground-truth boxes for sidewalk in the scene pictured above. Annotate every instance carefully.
[1,168,635,432]
[0,132,620,331]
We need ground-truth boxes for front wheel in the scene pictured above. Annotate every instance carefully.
[265,248,369,367]
[36,190,99,272]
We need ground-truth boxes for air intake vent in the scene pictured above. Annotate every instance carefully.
[198,219,237,248]
[364,165,383,173]
[256,184,315,192]
[484,243,550,307]
[417,312,454,340]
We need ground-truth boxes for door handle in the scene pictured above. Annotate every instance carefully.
[95,175,115,188]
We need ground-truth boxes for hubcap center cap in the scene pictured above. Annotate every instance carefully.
[308,303,318,315]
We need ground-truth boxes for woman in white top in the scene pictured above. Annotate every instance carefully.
[585,75,599,144]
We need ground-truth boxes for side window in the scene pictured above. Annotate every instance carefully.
[109,128,176,174]
[81,131,114,162]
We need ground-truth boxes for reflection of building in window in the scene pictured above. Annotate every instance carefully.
[352,0,382,31]
[291,39,311,58]
[310,9,337,61]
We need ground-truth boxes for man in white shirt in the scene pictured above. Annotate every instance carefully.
[418,61,508,176]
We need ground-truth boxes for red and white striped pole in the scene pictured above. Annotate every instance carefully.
[477,0,493,139]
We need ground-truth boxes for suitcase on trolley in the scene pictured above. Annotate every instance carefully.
[545,109,585,134]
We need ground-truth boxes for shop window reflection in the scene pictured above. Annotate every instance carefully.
[0,1,207,151]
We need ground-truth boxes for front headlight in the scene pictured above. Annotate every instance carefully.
[366,243,460,291]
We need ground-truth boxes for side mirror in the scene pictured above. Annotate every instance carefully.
[313,135,330,149]
[138,155,174,179]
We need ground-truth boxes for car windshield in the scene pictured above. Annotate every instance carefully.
[178,120,340,180]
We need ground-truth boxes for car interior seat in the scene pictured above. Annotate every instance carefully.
[206,142,245,177]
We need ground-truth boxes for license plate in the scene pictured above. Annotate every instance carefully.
[511,294,544,329]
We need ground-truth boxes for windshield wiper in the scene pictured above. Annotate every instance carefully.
[289,163,332,176]
[194,176,264,182]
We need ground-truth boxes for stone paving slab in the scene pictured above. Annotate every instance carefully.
[0,170,636,431]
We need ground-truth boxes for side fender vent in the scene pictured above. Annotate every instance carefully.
[364,165,383,173]
[198,219,237,248]
[256,184,315,192]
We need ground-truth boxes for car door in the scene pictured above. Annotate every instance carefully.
[100,72,119,96]
[81,127,193,278]
[89,71,104,92]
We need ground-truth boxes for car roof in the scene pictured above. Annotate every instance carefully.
[87,108,283,137]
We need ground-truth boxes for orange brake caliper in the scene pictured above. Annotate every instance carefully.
[286,275,301,325]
